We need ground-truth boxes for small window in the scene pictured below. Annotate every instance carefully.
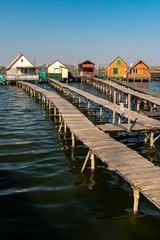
[21,59,23,62]
[117,60,121,64]
[54,68,60,73]
[133,69,138,74]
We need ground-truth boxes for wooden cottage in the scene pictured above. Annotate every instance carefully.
[105,56,127,79]
[127,59,151,80]
[47,60,68,79]
[6,53,38,81]
[78,60,95,77]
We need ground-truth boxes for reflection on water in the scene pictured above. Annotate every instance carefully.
[132,80,160,92]
[0,83,160,240]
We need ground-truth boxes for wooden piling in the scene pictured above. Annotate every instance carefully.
[133,188,140,214]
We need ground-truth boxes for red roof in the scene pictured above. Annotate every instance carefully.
[78,60,95,65]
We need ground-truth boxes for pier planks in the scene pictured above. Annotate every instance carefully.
[17,81,160,211]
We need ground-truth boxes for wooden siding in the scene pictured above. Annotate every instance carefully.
[128,60,151,79]
[105,56,127,78]
[78,60,95,77]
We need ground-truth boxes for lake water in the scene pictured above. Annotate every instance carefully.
[0,81,160,240]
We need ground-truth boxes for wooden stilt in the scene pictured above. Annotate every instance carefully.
[150,132,154,148]
[137,98,140,112]
[100,106,102,117]
[59,114,61,123]
[112,91,116,123]
[128,93,131,132]
[72,133,75,147]
[90,151,95,172]
[64,123,67,133]
[133,188,140,214]
[81,150,91,173]
[54,107,56,116]
[58,120,64,134]
[88,100,90,110]
[119,91,122,103]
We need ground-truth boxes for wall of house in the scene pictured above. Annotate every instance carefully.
[105,57,127,78]
[62,68,68,78]
[130,62,150,75]
[12,56,34,68]
[48,61,63,73]
[48,61,68,78]
[105,65,127,78]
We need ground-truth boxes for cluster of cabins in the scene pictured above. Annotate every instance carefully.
[4,54,151,82]
[78,57,151,80]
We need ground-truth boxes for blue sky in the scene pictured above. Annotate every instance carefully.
[1,0,160,67]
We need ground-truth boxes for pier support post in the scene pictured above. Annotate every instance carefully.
[133,188,140,214]
[137,98,140,113]
[64,123,67,133]
[128,93,131,132]
[72,133,75,147]
[154,104,157,111]
[59,114,61,123]
[100,106,102,117]
[90,151,95,172]
[88,100,90,110]
[106,85,109,95]
[58,120,64,134]
[119,91,122,103]
[112,90,116,123]
[150,132,154,149]
[54,107,56,116]
[81,150,91,174]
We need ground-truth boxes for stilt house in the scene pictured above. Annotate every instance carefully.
[47,60,68,79]
[127,59,151,80]
[105,56,127,79]
[6,53,38,81]
[78,60,95,77]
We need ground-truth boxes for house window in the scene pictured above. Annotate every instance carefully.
[117,60,121,64]
[133,69,138,74]
[21,59,23,62]
[113,68,118,74]
[54,68,60,73]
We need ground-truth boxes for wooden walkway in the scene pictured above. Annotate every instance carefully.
[106,77,160,99]
[16,80,160,213]
[86,77,160,108]
[48,78,160,130]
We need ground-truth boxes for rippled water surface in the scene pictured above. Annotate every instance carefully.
[0,81,160,240]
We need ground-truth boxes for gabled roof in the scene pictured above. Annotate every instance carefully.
[78,60,95,65]
[48,60,68,69]
[108,56,127,67]
[128,59,149,70]
[6,53,36,70]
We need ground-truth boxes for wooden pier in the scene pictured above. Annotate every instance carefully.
[48,78,160,147]
[89,76,160,100]
[85,77,160,109]
[16,80,160,214]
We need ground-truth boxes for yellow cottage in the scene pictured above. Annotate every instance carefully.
[47,60,68,79]
[105,56,127,79]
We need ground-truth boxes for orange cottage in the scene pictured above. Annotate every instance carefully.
[128,59,151,79]
[105,56,127,78]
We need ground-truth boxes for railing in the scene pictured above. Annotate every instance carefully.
[6,74,39,81]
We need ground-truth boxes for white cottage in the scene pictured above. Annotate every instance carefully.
[6,53,39,81]
[48,60,68,79]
